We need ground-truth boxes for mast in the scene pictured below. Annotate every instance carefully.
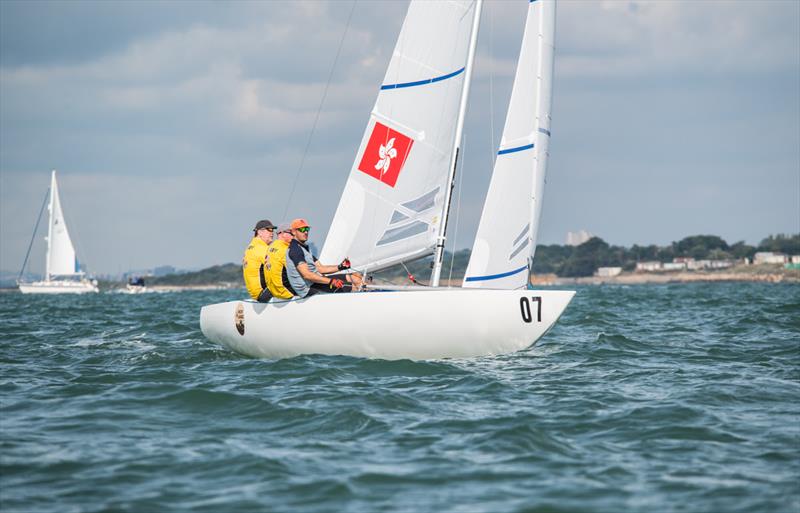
[527,0,555,264]
[431,0,483,287]
[45,170,56,282]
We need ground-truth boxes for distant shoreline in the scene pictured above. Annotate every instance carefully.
[530,264,800,286]
[2,264,797,292]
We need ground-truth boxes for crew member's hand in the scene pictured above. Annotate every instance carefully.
[329,278,344,290]
[338,258,351,271]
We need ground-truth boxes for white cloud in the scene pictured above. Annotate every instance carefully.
[557,0,799,77]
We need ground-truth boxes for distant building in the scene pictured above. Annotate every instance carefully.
[791,255,800,264]
[753,252,788,265]
[566,230,592,246]
[673,257,694,264]
[636,261,662,272]
[596,267,622,277]
[687,259,710,270]
[688,259,733,270]
[663,262,686,271]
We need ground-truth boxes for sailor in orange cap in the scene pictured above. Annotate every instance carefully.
[283,218,363,297]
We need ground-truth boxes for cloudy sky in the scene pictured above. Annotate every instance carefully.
[1,0,798,275]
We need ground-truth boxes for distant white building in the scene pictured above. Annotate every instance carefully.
[709,260,733,269]
[791,255,800,264]
[687,259,710,270]
[566,230,592,246]
[663,262,686,271]
[636,261,662,272]
[754,252,788,265]
[688,259,734,270]
[596,267,622,277]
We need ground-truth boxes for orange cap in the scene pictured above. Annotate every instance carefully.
[291,218,310,230]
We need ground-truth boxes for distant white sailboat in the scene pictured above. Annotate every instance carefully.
[18,170,99,294]
[201,0,573,360]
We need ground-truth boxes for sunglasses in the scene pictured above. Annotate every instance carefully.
[296,227,310,233]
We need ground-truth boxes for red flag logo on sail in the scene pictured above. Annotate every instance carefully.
[357,122,413,188]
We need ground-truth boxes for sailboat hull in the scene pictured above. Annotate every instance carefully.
[18,280,99,294]
[200,289,574,360]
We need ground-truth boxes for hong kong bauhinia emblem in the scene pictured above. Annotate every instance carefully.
[375,138,397,176]
[357,122,413,188]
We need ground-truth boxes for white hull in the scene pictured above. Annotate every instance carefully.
[18,279,99,294]
[123,284,150,294]
[200,288,574,360]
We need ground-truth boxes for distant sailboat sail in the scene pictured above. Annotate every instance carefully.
[320,0,479,273]
[463,0,555,289]
[46,170,79,277]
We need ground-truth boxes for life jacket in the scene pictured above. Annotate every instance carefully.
[283,239,318,298]
[242,236,269,300]
[266,239,293,299]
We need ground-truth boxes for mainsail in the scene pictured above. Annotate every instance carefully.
[46,170,79,278]
[463,0,555,289]
[320,0,480,273]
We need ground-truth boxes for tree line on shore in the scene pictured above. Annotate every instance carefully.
[144,233,799,285]
[532,233,799,278]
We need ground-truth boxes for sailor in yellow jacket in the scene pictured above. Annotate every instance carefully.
[265,223,295,300]
[242,219,276,302]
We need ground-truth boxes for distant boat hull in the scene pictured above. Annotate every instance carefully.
[18,279,99,294]
[200,288,574,360]
[123,284,149,294]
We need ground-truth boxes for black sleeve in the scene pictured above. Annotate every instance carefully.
[288,243,305,267]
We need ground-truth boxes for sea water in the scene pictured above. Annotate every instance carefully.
[1,282,798,513]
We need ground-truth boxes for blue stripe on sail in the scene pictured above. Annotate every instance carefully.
[497,143,534,155]
[380,67,465,90]
[464,265,528,282]
[538,127,551,136]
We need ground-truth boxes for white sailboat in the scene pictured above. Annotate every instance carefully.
[200,0,573,360]
[18,170,99,294]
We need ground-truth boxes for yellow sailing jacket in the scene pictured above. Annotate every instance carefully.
[266,239,293,299]
[242,236,269,300]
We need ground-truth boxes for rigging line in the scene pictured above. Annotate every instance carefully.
[18,188,50,281]
[281,0,357,222]
[401,260,428,287]
[488,2,495,160]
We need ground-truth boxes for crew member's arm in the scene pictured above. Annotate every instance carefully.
[314,262,339,275]
[314,257,350,275]
[297,262,334,285]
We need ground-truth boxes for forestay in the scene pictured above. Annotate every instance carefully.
[320,0,478,273]
[463,0,555,289]
[46,171,78,277]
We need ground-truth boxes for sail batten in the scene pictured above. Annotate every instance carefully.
[381,67,465,90]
